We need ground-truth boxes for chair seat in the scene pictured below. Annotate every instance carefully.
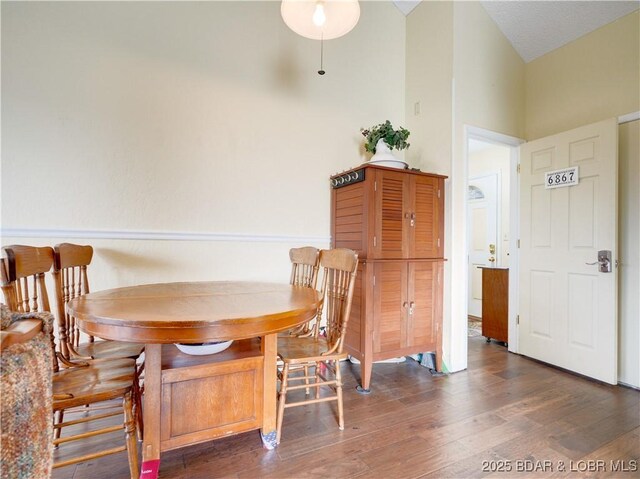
[75,340,144,360]
[277,336,348,364]
[53,358,136,410]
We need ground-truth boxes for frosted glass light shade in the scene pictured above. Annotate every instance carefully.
[281,0,360,40]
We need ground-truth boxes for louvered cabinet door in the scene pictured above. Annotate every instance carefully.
[372,261,408,354]
[410,176,443,259]
[372,170,410,259]
[406,261,438,350]
[344,262,366,355]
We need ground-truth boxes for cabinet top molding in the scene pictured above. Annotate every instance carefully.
[330,164,448,181]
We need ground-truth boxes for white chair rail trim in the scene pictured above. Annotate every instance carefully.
[1,228,331,244]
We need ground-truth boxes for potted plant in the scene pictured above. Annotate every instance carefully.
[360,120,410,169]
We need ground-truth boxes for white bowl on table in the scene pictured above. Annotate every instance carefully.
[174,340,233,356]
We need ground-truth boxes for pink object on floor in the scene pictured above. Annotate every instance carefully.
[140,459,160,479]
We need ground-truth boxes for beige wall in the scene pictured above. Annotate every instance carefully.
[406,1,525,371]
[405,1,453,175]
[618,121,639,388]
[448,2,525,371]
[1,1,406,290]
[526,11,640,140]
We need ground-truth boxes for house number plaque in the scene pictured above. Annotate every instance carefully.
[545,166,579,189]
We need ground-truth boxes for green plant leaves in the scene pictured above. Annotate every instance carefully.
[360,120,410,153]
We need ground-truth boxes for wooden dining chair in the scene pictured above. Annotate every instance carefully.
[1,245,58,369]
[52,243,144,362]
[285,246,320,337]
[1,245,54,313]
[1,245,140,478]
[52,243,146,439]
[51,346,139,478]
[275,248,358,444]
[289,246,320,288]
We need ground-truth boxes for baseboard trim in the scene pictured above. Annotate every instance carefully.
[617,380,640,391]
[1,228,331,244]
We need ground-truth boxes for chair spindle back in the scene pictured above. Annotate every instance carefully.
[1,245,54,314]
[317,248,358,354]
[52,243,94,360]
[1,245,58,371]
[289,247,320,288]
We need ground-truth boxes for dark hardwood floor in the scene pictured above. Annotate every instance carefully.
[53,337,639,478]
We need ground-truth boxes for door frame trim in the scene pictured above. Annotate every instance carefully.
[464,126,524,353]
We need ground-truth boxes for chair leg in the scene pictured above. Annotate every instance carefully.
[276,363,289,445]
[315,362,321,400]
[54,409,64,444]
[303,365,310,395]
[123,392,140,479]
[133,366,144,441]
[335,361,344,430]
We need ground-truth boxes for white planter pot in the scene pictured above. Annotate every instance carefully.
[367,138,408,169]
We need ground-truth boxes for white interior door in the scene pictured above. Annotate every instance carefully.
[467,174,498,318]
[519,118,618,384]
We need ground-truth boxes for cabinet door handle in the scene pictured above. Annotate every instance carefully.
[404,213,416,227]
[402,302,409,309]
[409,302,415,315]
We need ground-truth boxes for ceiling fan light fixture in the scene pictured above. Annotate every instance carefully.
[281,0,360,41]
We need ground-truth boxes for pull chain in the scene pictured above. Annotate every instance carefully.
[318,34,325,75]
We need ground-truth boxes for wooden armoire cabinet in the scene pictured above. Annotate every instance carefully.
[330,164,446,391]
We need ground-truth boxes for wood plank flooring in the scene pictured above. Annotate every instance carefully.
[53,337,639,478]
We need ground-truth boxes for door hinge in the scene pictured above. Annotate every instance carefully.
[438,189,441,198]
[517,164,521,173]
[516,314,520,325]
[517,239,520,248]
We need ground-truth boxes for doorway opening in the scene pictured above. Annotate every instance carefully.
[467,141,510,341]
[464,127,523,354]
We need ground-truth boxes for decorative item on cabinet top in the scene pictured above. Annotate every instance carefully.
[331,168,365,189]
[360,120,411,169]
[330,165,433,189]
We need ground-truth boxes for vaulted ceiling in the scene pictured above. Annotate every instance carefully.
[392,1,639,63]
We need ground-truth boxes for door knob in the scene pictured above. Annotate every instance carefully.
[585,250,612,273]
[489,244,496,254]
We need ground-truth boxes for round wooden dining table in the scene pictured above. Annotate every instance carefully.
[68,281,320,479]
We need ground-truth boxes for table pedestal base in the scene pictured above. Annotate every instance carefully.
[141,335,279,478]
